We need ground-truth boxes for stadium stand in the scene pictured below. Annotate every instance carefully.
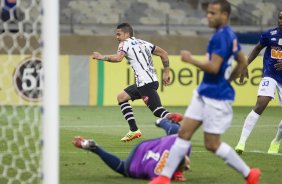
[59,0,281,35]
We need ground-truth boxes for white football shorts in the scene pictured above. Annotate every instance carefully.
[257,77,282,106]
[184,91,233,134]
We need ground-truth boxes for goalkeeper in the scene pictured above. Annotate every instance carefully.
[72,118,190,181]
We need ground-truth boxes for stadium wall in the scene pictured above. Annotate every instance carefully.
[60,35,209,55]
[2,54,279,106]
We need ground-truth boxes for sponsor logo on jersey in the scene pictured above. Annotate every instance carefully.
[131,41,138,45]
[278,39,282,45]
[271,38,277,41]
[271,48,282,59]
[270,30,277,35]
[13,57,43,101]
[154,150,169,175]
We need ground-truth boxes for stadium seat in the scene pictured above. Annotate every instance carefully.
[59,0,282,35]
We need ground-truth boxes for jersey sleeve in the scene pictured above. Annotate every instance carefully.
[143,40,156,53]
[212,34,229,58]
[117,41,129,54]
[232,38,241,58]
[259,31,269,47]
[212,34,241,58]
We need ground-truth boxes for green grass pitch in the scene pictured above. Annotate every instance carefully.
[60,106,281,184]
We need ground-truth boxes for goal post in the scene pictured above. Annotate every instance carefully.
[42,0,59,184]
[0,0,59,183]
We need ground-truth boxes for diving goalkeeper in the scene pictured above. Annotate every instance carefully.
[72,118,190,181]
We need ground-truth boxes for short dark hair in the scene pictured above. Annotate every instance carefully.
[210,0,231,17]
[116,23,134,37]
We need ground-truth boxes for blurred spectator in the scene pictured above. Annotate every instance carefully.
[1,0,24,22]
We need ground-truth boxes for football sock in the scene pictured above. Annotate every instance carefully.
[158,119,180,135]
[238,110,260,144]
[273,120,282,143]
[119,102,138,131]
[152,106,169,118]
[162,137,191,178]
[215,142,250,177]
[91,146,126,176]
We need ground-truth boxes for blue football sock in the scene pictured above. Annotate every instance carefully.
[159,118,180,135]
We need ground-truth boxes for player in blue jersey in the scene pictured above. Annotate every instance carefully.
[72,119,190,181]
[149,1,261,184]
[235,10,282,155]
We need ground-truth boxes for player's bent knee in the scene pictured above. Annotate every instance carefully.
[253,106,266,115]
[178,127,192,140]
[204,143,218,152]
[204,140,220,152]
[117,91,130,103]
[117,94,123,103]
[253,97,271,114]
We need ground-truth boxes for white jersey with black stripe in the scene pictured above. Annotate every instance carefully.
[118,37,158,87]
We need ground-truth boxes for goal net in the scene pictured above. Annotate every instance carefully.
[0,0,58,184]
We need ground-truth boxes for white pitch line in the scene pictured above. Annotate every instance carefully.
[60,124,277,128]
[62,150,282,156]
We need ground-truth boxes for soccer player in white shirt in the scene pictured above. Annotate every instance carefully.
[93,23,182,142]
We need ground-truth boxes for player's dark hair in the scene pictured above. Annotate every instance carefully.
[117,23,134,37]
[209,0,231,17]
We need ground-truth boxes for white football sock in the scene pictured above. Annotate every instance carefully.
[238,110,260,144]
[216,142,250,178]
[161,137,191,178]
[273,120,282,143]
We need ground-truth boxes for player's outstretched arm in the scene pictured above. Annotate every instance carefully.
[247,43,264,65]
[92,51,125,63]
[153,46,170,85]
[180,50,223,74]
[236,43,264,83]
